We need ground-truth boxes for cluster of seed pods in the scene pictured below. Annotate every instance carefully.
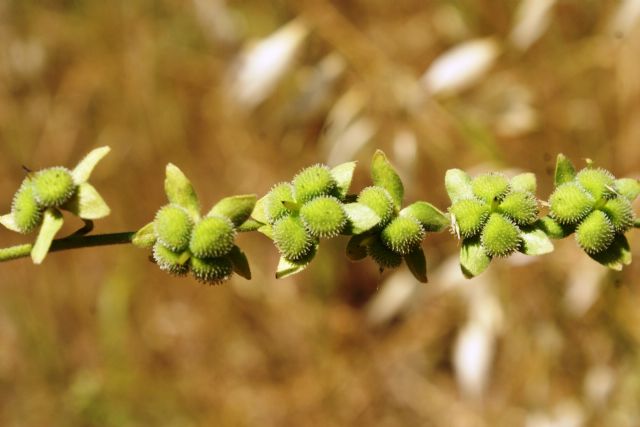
[2,148,638,282]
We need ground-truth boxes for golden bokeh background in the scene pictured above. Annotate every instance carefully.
[1,1,640,426]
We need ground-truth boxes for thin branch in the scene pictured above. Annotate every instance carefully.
[0,232,135,263]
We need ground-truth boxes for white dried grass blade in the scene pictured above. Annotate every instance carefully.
[453,321,495,399]
[323,88,368,144]
[563,257,607,317]
[192,0,238,43]
[422,38,501,96]
[326,117,377,166]
[509,0,556,51]
[393,129,418,182]
[290,54,346,119]
[365,270,418,327]
[229,20,309,109]
[608,0,640,37]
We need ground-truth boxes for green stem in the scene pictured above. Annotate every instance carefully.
[0,232,135,263]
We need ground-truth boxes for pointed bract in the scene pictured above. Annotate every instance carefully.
[62,182,111,220]
[165,163,200,219]
[208,194,257,227]
[371,150,404,208]
[31,208,64,264]
[72,146,111,184]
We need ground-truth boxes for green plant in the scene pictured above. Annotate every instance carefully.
[1,148,638,283]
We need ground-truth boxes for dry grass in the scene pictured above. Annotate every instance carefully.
[1,1,640,426]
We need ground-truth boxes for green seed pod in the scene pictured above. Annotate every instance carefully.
[480,213,522,257]
[576,168,615,200]
[499,191,539,226]
[471,173,510,202]
[189,215,236,258]
[32,166,76,207]
[265,182,295,224]
[357,186,394,225]
[152,242,189,276]
[367,236,402,269]
[273,215,314,260]
[299,196,347,238]
[292,164,336,204]
[154,204,194,251]
[190,256,233,285]
[11,180,43,233]
[575,210,615,254]
[549,182,595,225]
[381,216,425,255]
[600,197,634,232]
[449,199,490,238]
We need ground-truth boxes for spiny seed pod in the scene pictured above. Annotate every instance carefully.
[576,168,615,200]
[381,216,425,255]
[189,215,236,258]
[154,204,194,251]
[367,237,402,269]
[152,242,189,276]
[32,167,76,207]
[265,182,295,224]
[11,180,43,233]
[449,199,490,238]
[549,182,595,225]
[299,196,347,238]
[480,213,522,257]
[292,164,336,204]
[575,210,615,254]
[600,197,634,232]
[471,173,510,202]
[273,215,314,260]
[190,256,233,285]
[357,186,394,225]
[499,191,539,226]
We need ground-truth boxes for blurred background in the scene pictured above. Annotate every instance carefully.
[1,1,640,426]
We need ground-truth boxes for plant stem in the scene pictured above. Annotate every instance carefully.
[0,232,135,263]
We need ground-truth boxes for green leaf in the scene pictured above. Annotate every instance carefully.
[132,222,156,249]
[371,150,404,208]
[404,247,428,283]
[62,183,110,220]
[445,168,474,203]
[635,218,640,229]
[165,163,200,219]
[330,161,357,199]
[228,245,251,280]
[257,224,274,240]
[275,245,317,279]
[208,194,257,227]
[346,234,370,261]
[343,203,381,234]
[400,201,448,232]
[588,234,632,271]
[72,146,111,184]
[536,216,573,239]
[236,218,263,232]
[0,213,21,233]
[519,227,554,256]
[460,236,491,279]
[31,208,64,264]
[554,154,576,186]
[615,178,640,202]
[510,172,537,193]
[251,195,268,224]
